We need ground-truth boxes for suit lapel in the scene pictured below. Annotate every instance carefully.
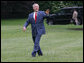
[32,12,35,21]
[36,11,39,23]
[31,12,35,24]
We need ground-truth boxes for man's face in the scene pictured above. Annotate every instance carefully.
[33,4,39,12]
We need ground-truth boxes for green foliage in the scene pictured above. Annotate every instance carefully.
[1,1,83,18]
[36,1,83,13]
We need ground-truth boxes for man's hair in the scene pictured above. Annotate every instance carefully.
[32,3,39,8]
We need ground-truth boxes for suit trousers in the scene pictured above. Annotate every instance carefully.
[32,31,42,56]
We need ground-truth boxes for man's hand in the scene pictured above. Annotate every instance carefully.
[45,9,50,14]
[23,27,26,32]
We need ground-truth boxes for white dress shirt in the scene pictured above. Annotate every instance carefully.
[33,12,37,21]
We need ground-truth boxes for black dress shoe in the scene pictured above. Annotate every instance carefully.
[38,53,43,56]
[37,50,43,56]
[38,51,43,56]
[32,52,36,57]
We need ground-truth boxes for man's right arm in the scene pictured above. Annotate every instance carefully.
[23,14,30,31]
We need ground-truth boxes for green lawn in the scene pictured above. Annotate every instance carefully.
[1,19,83,62]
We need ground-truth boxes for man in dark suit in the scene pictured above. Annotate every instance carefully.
[23,3,49,57]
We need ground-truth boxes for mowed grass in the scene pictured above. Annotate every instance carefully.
[1,19,83,62]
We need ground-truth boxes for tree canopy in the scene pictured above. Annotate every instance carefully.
[1,1,83,19]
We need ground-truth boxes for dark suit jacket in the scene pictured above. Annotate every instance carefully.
[24,11,47,36]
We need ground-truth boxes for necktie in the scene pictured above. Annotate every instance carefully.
[35,12,37,24]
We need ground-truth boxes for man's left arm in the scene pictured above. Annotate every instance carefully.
[43,9,53,19]
[42,9,50,18]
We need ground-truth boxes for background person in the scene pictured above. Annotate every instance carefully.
[72,9,79,25]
